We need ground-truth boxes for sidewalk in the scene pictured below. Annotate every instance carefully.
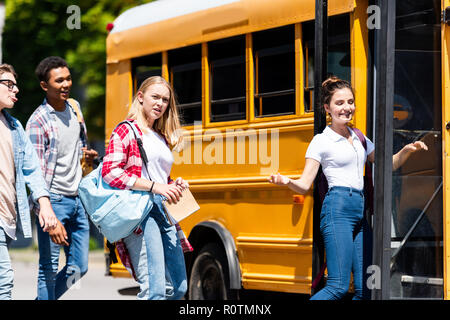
[9,248,106,266]
[9,248,137,300]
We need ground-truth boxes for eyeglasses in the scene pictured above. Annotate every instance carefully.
[0,79,18,91]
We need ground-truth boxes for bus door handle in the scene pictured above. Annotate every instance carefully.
[446,122,450,130]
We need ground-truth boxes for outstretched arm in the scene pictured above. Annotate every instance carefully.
[268,158,321,194]
[366,140,428,171]
[392,141,428,171]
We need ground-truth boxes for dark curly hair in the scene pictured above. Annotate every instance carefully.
[35,56,68,82]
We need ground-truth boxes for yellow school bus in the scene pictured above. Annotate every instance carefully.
[104,0,450,299]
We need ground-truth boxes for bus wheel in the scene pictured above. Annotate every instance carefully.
[189,243,237,300]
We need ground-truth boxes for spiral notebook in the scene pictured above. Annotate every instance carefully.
[162,188,200,223]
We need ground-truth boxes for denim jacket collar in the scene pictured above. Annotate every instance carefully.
[1,109,17,129]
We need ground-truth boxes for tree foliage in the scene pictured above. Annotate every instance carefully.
[3,0,150,140]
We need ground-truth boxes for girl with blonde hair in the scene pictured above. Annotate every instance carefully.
[127,76,184,152]
[102,76,192,300]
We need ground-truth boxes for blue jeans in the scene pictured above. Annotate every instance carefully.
[123,232,174,300]
[125,195,187,300]
[36,193,90,300]
[0,227,13,300]
[310,186,365,300]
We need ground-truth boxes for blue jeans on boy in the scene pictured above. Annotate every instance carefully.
[126,194,187,300]
[310,186,365,300]
[0,227,13,300]
[36,193,89,300]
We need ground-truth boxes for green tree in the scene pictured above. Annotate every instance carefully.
[3,0,150,141]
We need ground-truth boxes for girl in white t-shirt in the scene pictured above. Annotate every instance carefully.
[269,76,427,300]
[102,76,191,300]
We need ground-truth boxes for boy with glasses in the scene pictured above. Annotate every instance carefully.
[0,79,18,91]
[0,63,66,300]
[26,56,98,300]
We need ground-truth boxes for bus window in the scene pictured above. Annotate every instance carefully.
[132,53,162,92]
[303,14,351,112]
[209,35,246,122]
[252,25,295,118]
[169,45,202,126]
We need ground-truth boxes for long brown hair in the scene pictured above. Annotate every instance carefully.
[127,76,184,151]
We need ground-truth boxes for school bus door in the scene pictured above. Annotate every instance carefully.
[387,0,446,300]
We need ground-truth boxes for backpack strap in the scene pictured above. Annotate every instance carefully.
[352,127,367,151]
[67,98,83,122]
[116,120,149,167]
[66,98,88,148]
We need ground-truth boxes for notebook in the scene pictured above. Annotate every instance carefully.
[162,188,200,223]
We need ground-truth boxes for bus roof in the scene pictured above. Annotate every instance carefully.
[111,0,241,34]
[106,0,355,64]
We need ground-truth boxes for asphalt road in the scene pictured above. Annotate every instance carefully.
[9,249,139,300]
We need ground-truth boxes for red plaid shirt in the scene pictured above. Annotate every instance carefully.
[102,120,193,279]
[102,120,143,190]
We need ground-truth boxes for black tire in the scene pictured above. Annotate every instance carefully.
[188,243,238,300]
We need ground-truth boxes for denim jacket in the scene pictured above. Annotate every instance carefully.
[2,110,50,238]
